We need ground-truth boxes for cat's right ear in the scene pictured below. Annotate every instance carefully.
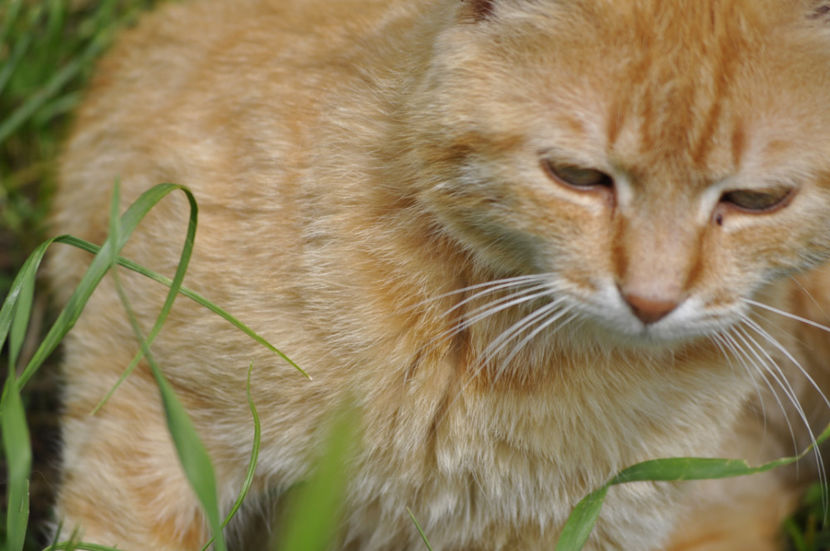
[459,0,496,22]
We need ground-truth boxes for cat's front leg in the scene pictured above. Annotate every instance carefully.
[55,365,212,551]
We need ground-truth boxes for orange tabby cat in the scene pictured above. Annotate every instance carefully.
[48,0,830,549]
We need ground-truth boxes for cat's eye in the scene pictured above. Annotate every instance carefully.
[719,187,795,213]
[541,160,613,190]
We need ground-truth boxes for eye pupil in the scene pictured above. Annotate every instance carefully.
[542,160,613,190]
[720,188,793,213]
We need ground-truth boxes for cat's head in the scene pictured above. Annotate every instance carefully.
[410,0,830,345]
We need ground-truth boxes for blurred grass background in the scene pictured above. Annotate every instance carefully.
[0,0,827,550]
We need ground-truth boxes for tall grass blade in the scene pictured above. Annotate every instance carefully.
[106,183,228,551]
[199,363,262,551]
[554,486,609,551]
[1,373,31,551]
[0,239,56,354]
[0,6,110,146]
[1,182,296,550]
[0,30,33,97]
[7,265,34,371]
[276,403,361,551]
[54,236,307,382]
[222,362,261,525]
[0,238,57,551]
[2,244,41,372]
[148,355,227,551]
[406,507,434,551]
[103,181,226,551]
[18,183,190,387]
[0,0,23,47]
[555,423,830,551]
[153,361,227,551]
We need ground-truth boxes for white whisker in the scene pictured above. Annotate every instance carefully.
[709,332,769,426]
[493,307,577,383]
[407,274,549,313]
[719,330,795,446]
[732,324,803,457]
[742,316,830,411]
[460,283,553,322]
[479,298,567,368]
[746,298,830,335]
[421,285,555,353]
[738,315,829,505]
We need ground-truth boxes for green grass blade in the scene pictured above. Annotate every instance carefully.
[7,261,34,371]
[406,507,434,551]
[46,519,64,550]
[222,363,261,526]
[106,183,227,551]
[43,0,67,61]
[18,183,191,387]
[784,516,809,551]
[154,368,226,551]
[554,487,609,551]
[0,238,55,358]
[112,271,227,551]
[276,403,361,551]
[107,178,121,267]
[55,235,308,380]
[1,373,32,551]
[0,12,108,146]
[0,29,34,97]
[199,363,262,551]
[555,422,830,551]
[610,457,764,483]
[94,178,295,413]
[0,0,23,47]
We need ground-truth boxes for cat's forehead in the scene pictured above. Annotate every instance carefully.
[502,0,830,183]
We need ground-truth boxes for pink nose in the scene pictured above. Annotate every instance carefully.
[623,293,679,324]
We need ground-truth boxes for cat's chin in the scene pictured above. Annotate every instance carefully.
[574,321,711,351]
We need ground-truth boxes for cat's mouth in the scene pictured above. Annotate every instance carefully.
[572,285,737,347]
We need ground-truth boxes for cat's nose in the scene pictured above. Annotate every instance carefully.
[622,293,679,324]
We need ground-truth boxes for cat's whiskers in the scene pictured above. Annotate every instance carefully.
[731,324,806,454]
[733,312,828,506]
[745,298,830,336]
[741,315,830,412]
[416,278,555,356]
[741,314,830,496]
[479,298,568,367]
[708,332,771,429]
[413,275,577,422]
[743,297,830,499]
[491,308,578,386]
[437,300,577,422]
[715,330,798,469]
[406,274,548,314]
[719,327,805,483]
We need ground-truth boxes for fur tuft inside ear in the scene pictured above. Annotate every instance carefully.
[808,2,830,21]
[460,0,496,22]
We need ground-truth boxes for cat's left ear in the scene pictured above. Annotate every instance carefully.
[459,0,496,22]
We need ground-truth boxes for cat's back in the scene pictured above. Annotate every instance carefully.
[50,0,429,298]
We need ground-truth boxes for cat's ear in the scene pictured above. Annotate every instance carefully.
[459,0,496,22]
[808,2,830,21]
